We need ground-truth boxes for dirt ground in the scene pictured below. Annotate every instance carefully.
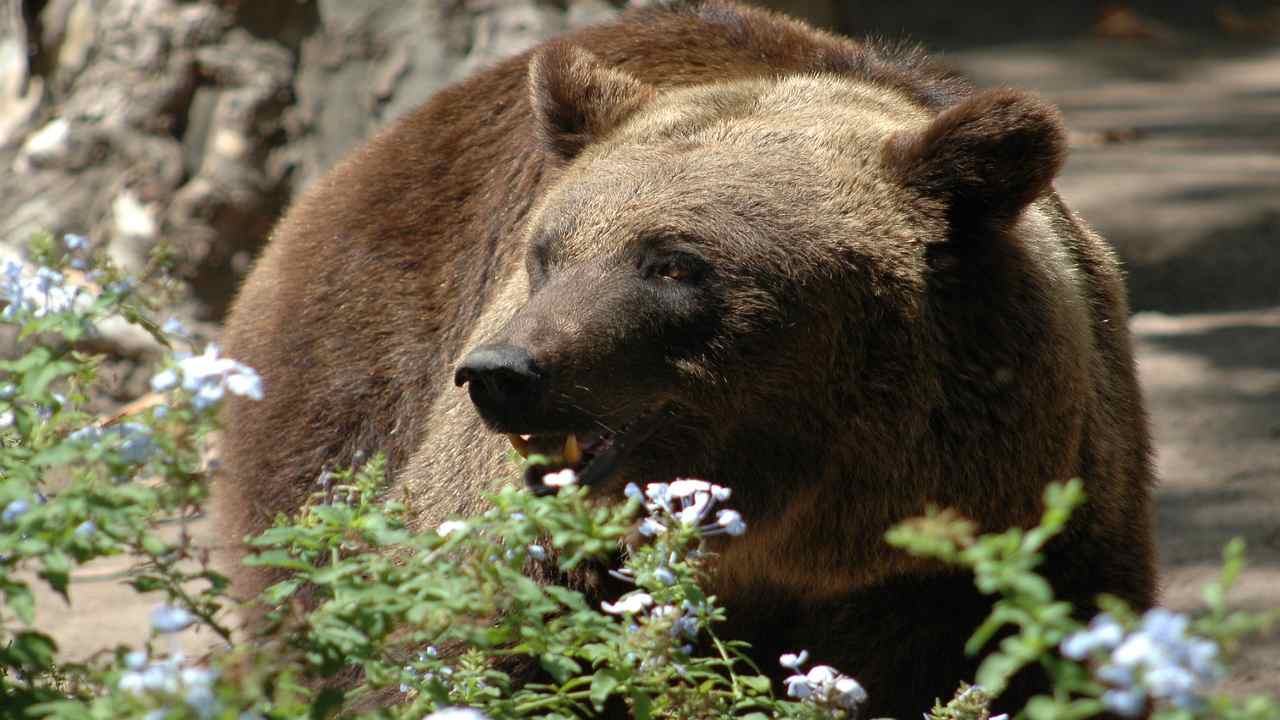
[29,23,1280,701]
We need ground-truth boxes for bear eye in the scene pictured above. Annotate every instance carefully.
[644,254,706,285]
[657,261,689,282]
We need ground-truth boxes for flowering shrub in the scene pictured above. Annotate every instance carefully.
[0,232,1276,720]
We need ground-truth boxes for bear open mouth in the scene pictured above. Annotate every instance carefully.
[510,410,666,494]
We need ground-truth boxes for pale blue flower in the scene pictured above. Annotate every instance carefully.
[1078,607,1223,713]
[637,517,667,537]
[74,520,96,538]
[1103,687,1146,717]
[3,499,30,523]
[141,663,179,692]
[161,316,187,337]
[526,544,547,561]
[1061,613,1125,659]
[150,605,195,634]
[151,369,178,392]
[2,261,78,319]
[63,234,89,251]
[118,671,146,694]
[780,650,809,670]
[0,410,12,429]
[653,567,676,585]
[116,422,154,464]
[712,509,746,536]
[785,673,814,700]
[0,383,15,399]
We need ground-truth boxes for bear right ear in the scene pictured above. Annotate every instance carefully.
[882,89,1067,229]
[528,43,656,163]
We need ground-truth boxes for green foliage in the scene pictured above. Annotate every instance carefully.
[1,235,1277,720]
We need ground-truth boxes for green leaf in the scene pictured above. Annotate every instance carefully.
[539,653,581,684]
[3,582,35,624]
[739,675,773,695]
[39,551,72,600]
[629,691,653,720]
[589,669,621,709]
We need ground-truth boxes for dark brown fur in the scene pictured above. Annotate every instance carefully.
[219,2,1156,717]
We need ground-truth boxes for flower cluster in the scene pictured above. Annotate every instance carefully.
[625,479,746,538]
[117,651,218,719]
[1061,609,1224,716]
[68,421,156,465]
[780,650,867,716]
[151,344,263,410]
[2,259,79,320]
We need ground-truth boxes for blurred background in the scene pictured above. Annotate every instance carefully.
[2,0,1277,696]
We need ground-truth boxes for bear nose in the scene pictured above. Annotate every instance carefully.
[454,344,542,422]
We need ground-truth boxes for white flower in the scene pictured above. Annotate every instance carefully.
[436,520,468,537]
[158,344,263,410]
[1112,633,1163,668]
[676,491,713,526]
[423,709,491,720]
[806,665,839,685]
[785,673,814,699]
[714,509,746,536]
[150,605,195,634]
[667,479,712,498]
[637,518,667,537]
[832,675,867,709]
[0,410,12,429]
[601,592,653,615]
[542,468,577,488]
[526,544,547,561]
[118,670,146,694]
[780,650,809,670]
[151,369,178,392]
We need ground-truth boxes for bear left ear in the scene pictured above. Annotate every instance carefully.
[882,89,1067,227]
[528,43,656,163]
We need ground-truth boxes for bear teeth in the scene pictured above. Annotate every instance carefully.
[563,433,582,465]
[506,433,583,465]
[507,434,530,458]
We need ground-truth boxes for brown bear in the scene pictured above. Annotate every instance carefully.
[218,1,1156,716]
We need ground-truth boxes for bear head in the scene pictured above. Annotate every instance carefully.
[453,43,1084,596]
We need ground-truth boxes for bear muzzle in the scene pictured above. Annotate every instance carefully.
[454,342,668,492]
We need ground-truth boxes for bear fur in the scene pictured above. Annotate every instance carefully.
[218,1,1156,716]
